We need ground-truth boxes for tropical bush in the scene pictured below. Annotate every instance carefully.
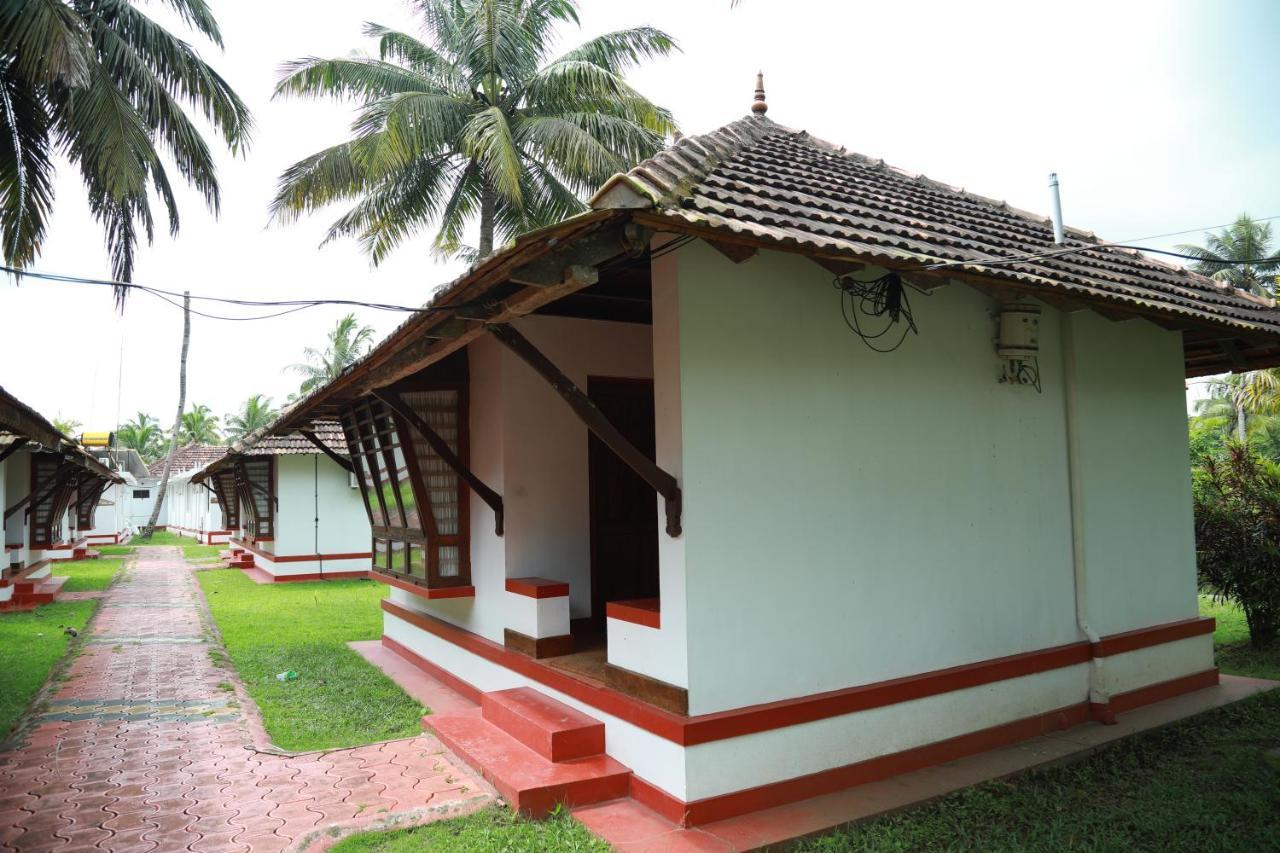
[1193,442,1280,646]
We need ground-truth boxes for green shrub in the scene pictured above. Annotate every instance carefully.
[1194,442,1280,646]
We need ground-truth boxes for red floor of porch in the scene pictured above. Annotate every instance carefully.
[351,639,1278,851]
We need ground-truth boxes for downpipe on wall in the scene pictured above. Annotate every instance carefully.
[1059,310,1110,714]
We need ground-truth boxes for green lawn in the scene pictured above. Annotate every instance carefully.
[57,557,124,592]
[1200,595,1279,681]
[95,544,135,557]
[331,806,608,853]
[123,530,225,561]
[196,568,424,751]
[0,600,97,738]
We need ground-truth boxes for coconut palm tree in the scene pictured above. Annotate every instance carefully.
[117,411,165,460]
[289,314,377,395]
[224,394,278,442]
[179,404,220,444]
[1176,214,1280,297]
[0,0,251,301]
[271,0,676,261]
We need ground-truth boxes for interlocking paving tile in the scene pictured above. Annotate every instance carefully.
[0,546,492,852]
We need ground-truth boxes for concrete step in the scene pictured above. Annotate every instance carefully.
[9,575,67,607]
[427,711,630,817]
[482,687,606,763]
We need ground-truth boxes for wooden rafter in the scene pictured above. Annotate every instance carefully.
[298,429,354,473]
[487,322,682,537]
[0,438,28,464]
[371,390,504,536]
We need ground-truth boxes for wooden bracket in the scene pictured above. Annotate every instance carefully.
[372,390,505,537]
[487,322,682,537]
[299,429,355,473]
[0,438,28,464]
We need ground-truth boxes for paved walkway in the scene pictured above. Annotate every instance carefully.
[0,548,491,852]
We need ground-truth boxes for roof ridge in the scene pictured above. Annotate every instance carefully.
[590,115,785,210]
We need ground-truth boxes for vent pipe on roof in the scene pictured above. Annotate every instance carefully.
[1048,172,1065,245]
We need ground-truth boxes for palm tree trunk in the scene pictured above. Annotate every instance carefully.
[478,182,496,257]
[1236,400,1247,443]
[143,291,191,540]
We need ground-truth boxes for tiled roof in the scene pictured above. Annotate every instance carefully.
[242,421,347,456]
[148,444,226,477]
[592,115,1280,338]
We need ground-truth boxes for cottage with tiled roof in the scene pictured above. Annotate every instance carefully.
[162,422,370,581]
[2,386,123,609]
[259,81,1262,828]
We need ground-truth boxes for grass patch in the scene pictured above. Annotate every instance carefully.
[57,557,124,592]
[131,529,189,546]
[1200,595,1280,681]
[196,568,423,751]
[129,530,223,561]
[95,544,135,557]
[330,806,609,852]
[0,601,97,737]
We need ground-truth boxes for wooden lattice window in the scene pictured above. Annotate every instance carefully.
[74,478,109,530]
[211,470,240,530]
[29,454,77,548]
[234,458,274,540]
[341,359,470,589]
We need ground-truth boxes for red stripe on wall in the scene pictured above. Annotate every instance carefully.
[380,600,1217,749]
[1091,617,1215,657]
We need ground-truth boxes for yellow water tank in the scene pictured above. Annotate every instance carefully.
[80,431,114,447]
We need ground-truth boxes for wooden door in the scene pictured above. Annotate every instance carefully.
[588,378,660,628]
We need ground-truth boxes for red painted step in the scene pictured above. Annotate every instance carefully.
[427,711,630,817]
[6,575,68,608]
[482,687,606,763]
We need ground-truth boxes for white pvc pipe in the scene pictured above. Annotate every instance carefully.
[1049,172,1066,245]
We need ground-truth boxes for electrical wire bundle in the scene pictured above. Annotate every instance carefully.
[834,271,918,353]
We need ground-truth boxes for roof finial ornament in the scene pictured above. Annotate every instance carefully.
[752,71,768,115]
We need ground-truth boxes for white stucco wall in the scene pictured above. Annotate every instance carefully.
[4,450,30,562]
[1065,310,1199,636]
[256,453,370,576]
[673,243,1197,716]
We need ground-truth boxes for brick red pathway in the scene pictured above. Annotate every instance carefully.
[0,547,491,852]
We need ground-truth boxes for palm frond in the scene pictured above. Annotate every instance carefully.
[0,0,93,86]
[462,104,523,204]
[275,56,432,102]
[553,27,678,74]
[0,60,55,270]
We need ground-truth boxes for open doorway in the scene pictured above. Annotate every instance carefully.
[587,377,660,627]
[546,376,659,684]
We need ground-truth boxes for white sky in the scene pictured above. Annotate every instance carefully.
[2,0,1277,429]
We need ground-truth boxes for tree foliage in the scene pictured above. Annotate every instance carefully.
[178,403,220,444]
[289,313,377,395]
[1194,442,1280,647]
[116,410,165,461]
[0,0,251,302]
[1176,214,1280,297]
[271,0,676,260]
[224,394,278,442]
